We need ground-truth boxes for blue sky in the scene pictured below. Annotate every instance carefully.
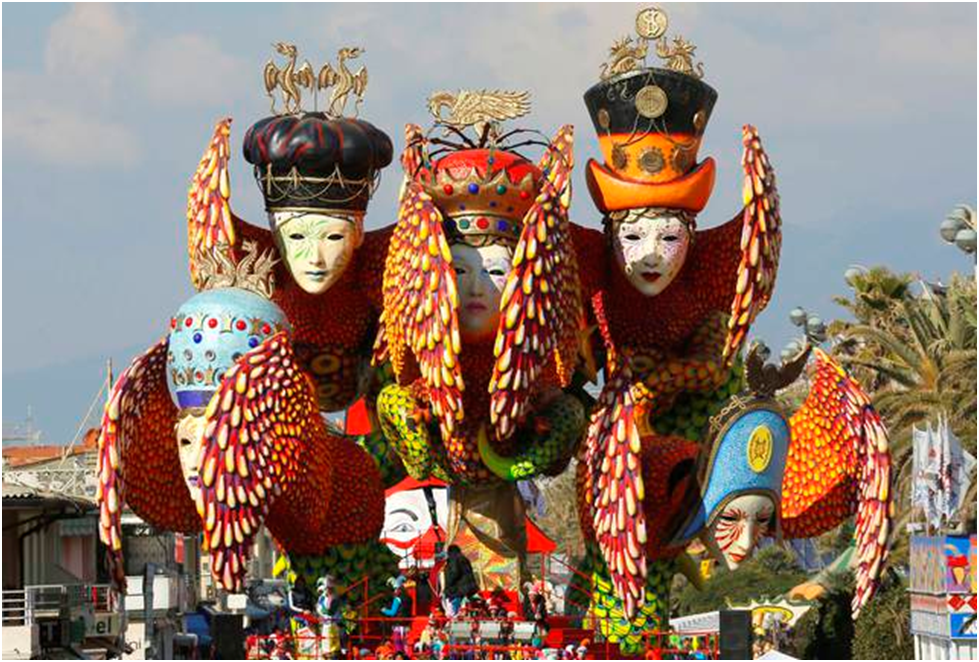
[3,3,976,444]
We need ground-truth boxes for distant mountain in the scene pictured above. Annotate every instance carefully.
[2,343,148,447]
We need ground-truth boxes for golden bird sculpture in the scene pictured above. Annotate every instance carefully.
[318,47,369,118]
[263,42,316,115]
[427,89,532,143]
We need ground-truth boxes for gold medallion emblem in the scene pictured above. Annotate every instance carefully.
[747,425,773,473]
[638,146,665,175]
[597,108,611,129]
[635,7,669,41]
[635,84,668,119]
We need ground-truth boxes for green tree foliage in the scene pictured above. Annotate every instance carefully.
[535,460,586,561]
[852,570,914,660]
[788,571,855,660]
[830,267,978,562]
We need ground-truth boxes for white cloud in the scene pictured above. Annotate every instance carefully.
[4,101,141,167]
[6,4,139,167]
[3,70,141,168]
[305,2,969,134]
[5,4,246,167]
[139,33,248,106]
[44,3,134,90]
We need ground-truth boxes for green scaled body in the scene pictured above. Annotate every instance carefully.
[376,383,452,481]
[288,540,400,613]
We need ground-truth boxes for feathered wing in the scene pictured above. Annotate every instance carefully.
[97,339,200,589]
[196,332,315,592]
[489,126,583,440]
[376,124,464,443]
[782,348,892,617]
[187,118,239,290]
[354,67,368,97]
[583,365,647,619]
[695,125,781,364]
[450,90,531,126]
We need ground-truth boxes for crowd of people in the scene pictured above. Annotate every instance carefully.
[244,545,718,660]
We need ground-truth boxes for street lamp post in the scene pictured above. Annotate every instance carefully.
[843,264,870,287]
[939,204,977,277]
[781,306,827,362]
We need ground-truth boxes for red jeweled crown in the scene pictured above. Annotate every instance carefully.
[419,149,540,243]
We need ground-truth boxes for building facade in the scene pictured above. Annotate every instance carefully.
[910,535,977,660]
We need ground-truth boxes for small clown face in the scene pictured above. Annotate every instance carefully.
[451,242,512,341]
[380,482,449,569]
[611,210,692,297]
[175,412,207,502]
[705,494,776,570]
[271,212,364,295]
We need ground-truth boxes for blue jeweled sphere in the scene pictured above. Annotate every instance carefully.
[166,288,290,409]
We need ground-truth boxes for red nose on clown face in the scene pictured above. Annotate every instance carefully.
[413,525,447,560]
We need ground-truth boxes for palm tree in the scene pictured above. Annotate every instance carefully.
[829,267,914,390]
[830,269,977,563]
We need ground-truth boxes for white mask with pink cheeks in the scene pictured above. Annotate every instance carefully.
[175,412,207,503]
[611,209,692,297]
[703,493,776,570]
[451,242,513,342]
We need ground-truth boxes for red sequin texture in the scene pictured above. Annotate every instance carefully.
[267,432,385,553]
[570,219,744,353]
[237,221,392,411]
[424,339,560,484]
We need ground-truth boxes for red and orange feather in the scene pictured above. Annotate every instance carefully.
[489,125,584,440]
[376,124,464,444]
[782,348,891,616]
[187,118,238,289]
[96,339,200,589]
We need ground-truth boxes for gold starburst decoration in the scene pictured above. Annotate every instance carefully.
[599,7,706,80]
[195,241,277,299]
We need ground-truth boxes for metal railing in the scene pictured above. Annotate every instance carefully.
[242,614,721,660]
[1,590,28,626]
[2,426,43,442]
[1,584,116,626]
[3,463,99,504]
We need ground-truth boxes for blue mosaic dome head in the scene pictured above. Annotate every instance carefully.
[166,288,290,409]
[676,399,790,543]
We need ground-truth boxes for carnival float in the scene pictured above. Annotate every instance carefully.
[95,6,894,657]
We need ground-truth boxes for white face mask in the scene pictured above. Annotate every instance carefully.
[611,210,692,297]
[175,413,207,503]
[271,212,364,295]
[704,494,776,570]
[451,242,512,341]
[380,486,450,569]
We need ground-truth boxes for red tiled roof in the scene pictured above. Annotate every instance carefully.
[2,429,98,467]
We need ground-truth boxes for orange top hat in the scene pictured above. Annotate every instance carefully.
[584,7,718,214]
